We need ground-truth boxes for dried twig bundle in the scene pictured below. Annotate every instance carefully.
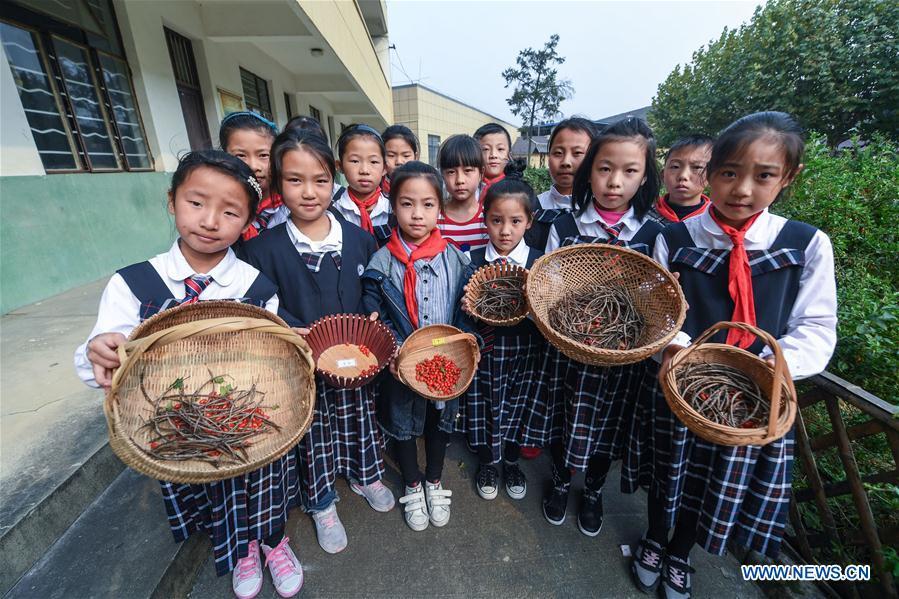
[548,285,644,350]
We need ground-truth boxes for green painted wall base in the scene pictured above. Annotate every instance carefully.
[1,172,174,314]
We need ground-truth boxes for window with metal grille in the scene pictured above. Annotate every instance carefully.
[428,134,440,167]
[1,1,153,172]
[240,67,271,120]
[309,105,321,124]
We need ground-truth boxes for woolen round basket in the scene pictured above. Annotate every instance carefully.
[394,324,480,401]
[305,313,397,389]
[462,262,529,326]
[526,244,686,366]
[105,301,316,484]
[661,321,797,446]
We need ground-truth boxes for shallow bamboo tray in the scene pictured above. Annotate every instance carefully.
[395,324,479,401]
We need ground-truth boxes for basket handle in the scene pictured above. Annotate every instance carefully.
[676,321,794,440]
[400,332,478,359]
[109,317,313,396]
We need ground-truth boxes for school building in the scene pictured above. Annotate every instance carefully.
[392,83,519,167]
[0,0,393,314]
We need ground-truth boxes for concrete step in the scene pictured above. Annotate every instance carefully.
[5,468,207,599]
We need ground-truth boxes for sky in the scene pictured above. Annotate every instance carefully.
[385,1,763,126]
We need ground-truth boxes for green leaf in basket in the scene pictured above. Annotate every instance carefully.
[171,377,184,390]
[213,376,225,384]
[219,383,234,396]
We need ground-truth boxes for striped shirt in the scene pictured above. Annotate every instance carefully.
[387,239,454,328]
[437,201,489,252]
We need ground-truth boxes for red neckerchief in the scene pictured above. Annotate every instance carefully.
[380,176,391,196]
[483,173,505,191]
[709,207,763,349]
[385,228,448,328]
[347,188,381,234]
[242,194,283,240]
[655,193,710,223]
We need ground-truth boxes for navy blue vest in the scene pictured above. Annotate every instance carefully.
[468,245,543,339]
[663,219,817,355]
[525,208,568,252]
[241,219,378,328]
[551,212,665,256]
[116,261,277,321]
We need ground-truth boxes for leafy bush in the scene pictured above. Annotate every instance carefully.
[524,167,551,196]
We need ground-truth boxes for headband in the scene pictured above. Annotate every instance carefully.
[221,110,278,132]
[344,124,383,140]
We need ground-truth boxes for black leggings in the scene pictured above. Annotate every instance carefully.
[394,402,449,487]
[645,483,699,559]
[477,441,521,466]
[549,442,612,491]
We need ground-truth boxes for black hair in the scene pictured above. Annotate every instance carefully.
[473,122,512,147]
[169,150,262,221]
[483,158,535,222]
[336,123,386,160]
[438,134,484,170]
[665,134,715,162]
[549,117,598,150]
[382,124,419,155]
[571,117,660,220]
[283,115,328,144]
[269,130,336,196]
[388,160,447,209]
[707,111,805,204]
[218,111,277,150]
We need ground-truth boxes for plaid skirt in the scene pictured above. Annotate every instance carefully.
[457,332,543,463]
[620,361,675,495]
[296,379,385,509]
[160,451,301,576]
[517,345,568,447]
[561,360,645,471]
[651,380,795,558]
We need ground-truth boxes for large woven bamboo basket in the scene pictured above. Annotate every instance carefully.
[526,244,686,366]
[305,313,397,389]
[661,321,797,446]
[105,301,316,484]
[462,262,529,326]
[395,324,480,401]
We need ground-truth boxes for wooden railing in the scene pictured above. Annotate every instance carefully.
[788,371,899,598]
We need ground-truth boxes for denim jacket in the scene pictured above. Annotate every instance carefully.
[362,243,481,439]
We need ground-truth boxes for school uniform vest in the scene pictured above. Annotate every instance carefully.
[552,212,665,256]
[663,219,817,355]
[468,246,543,339]
[241,220,377,327]
[116,261,277,321]
[525,208,568,251]
[329,186,395,248]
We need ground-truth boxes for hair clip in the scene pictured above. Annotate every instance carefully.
[222,110,278,132]
[247,175,263,200]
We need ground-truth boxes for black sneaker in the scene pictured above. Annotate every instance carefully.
[476,464,499,500]
[577,487,603,536]
[504,462,527,500]
[542,483,569,525]
[661,554,693,599]
[630,536,664,593]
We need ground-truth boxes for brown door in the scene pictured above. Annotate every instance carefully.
[164,27,211,150]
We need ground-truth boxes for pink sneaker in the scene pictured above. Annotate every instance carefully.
[261,537,304,598]
[232,540,263,599]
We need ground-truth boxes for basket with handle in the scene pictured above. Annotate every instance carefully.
[394,324,480,401]
[105,301,316,484]
[304,313,397,389]
[462,262,529,326]
[526,244,686,366]
[661,321,797,446]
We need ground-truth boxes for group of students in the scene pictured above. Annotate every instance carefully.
[74,108,837,599]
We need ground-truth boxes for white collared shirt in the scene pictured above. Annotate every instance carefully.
[286,211,342,254]
[266,204,290,228]
[485,239,530,267]
[538,186,573,211]
[332,187,392,229]
[73,241,279,388]
[545,204,646,252]
[654,208,837,379]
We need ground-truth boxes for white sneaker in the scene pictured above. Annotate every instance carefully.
[350,479,396,512]
[425,480,452,527]
[398,484,429,531]
[232,539,263,599]
[261,537,303,598]
[311,503,348,554]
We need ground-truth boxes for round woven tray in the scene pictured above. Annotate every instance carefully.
[526,244,686,366]
[661,321,797,446]
[105,301,316,484]
[395,324,480,401]
[305,313,397,389]
[462,262,529,326]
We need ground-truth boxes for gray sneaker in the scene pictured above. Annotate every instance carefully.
[661,554,693,599]
[630,535,664,592]
[311,503,348,554]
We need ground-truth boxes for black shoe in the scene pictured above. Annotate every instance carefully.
[476,464,499,500]
[542,483,569,525]
[660,554,693,599]
[631,535,665,593]
[577,487,603,536]
[504,462,527,500]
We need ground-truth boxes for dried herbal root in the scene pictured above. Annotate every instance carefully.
[471,274,526,321]
[676,362,768,428]
[133,372,278,468]
[548,285,644,349]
